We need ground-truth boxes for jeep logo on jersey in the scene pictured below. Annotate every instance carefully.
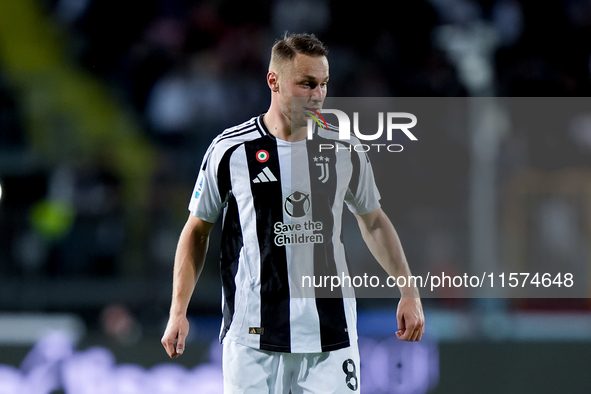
[284,191,311,218]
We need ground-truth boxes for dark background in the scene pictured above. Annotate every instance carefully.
[1,0,591,393]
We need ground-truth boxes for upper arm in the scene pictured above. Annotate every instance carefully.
[189,141,243,224]
[355,207,384,233]
[188,164,223,223]
[344,147,381,216]
[184,214,215,241]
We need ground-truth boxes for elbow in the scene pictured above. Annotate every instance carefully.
[357,209,386,233]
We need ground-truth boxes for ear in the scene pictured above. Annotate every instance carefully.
[267,71,280,93]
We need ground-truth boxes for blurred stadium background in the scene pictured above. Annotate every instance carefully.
[1,0,591,393]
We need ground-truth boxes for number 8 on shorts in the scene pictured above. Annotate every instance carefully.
[342,359,358,391]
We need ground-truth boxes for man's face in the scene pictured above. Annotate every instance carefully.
[277,53,329,129]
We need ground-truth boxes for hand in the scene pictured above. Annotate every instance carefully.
[395,297,424,341]
[161,314,190,358]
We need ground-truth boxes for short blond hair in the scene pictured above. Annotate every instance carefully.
[269,33,328,72]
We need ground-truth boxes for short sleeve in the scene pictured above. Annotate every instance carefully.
[344,150,381,215]
[188,152,224,223]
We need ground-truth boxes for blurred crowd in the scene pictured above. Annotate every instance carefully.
[40,0,591,142]
[1,0,591,326]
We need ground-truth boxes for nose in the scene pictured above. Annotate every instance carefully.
[311,84,324,97]
[309,85,325,104]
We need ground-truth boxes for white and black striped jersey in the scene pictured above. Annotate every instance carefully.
[189,114,381,353]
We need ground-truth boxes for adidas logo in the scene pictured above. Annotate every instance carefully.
[253,167,277,183]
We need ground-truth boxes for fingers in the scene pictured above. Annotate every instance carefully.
[175,334,185,356]
[397,316,424,341]
[396,299,425,342]
[396,317,415,341]
[161,336,173,358]
[396,310,406,339]
[408,322,423,341]
[408,316,425,341]
[161,326,187,358]
[162,316,190,358]
[161,331,177,358]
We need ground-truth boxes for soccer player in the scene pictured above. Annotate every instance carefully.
[161,33,424,393]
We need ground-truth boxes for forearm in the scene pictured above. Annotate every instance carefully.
[169,218,210,316]
[357,210,419,298]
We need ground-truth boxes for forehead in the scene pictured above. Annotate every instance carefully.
[287,53,329,79]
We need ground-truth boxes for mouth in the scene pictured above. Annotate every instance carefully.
[303,106,321,112]
[302,107,328,130]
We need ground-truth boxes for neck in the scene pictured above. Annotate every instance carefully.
[263,106,307,142]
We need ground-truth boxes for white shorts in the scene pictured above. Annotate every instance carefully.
[222,339,361,394]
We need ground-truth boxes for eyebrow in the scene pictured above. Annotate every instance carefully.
[300,75,330,81]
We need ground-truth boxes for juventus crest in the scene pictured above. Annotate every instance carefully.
[313,156,330,183]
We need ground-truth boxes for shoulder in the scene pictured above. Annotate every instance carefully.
[202,116,267,169]
[210,116,264,152]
